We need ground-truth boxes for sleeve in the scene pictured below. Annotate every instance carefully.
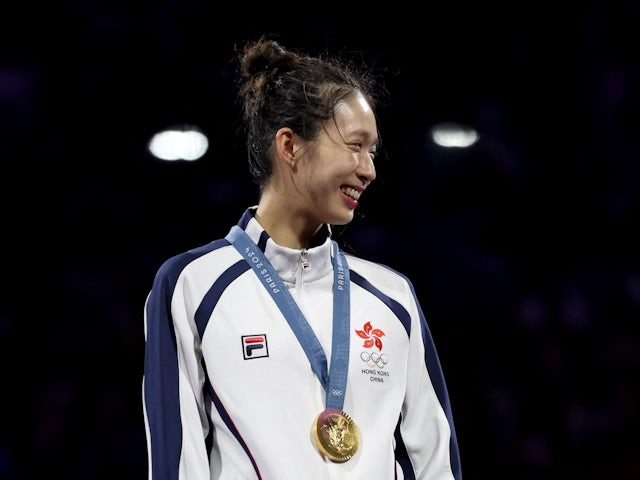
[142,260,211,480]
[395,278,463,480]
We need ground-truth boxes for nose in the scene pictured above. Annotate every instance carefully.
[357,153,376,185]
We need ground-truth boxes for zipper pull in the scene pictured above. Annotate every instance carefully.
[300,249,310,270]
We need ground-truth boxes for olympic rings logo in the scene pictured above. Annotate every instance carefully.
[360,351,389,368]
[331,389,344,397]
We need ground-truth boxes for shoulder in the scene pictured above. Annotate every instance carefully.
[153,238,232,284]
[344,253,415,296]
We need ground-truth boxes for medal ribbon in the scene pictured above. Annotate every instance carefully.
[226,225,350,410]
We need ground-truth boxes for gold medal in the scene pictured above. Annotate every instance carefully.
[312,408,360,463]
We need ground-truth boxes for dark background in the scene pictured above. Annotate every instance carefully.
[2,2,639,479]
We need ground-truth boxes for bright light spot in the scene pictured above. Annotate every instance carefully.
[148,127,209,161]
[430,122,479,148]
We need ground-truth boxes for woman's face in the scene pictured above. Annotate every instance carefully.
[297,91,378,226]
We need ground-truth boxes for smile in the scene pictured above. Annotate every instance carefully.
[341,187,361,200]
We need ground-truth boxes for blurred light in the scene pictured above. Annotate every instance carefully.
[430,122,479,148]
[148,126,209,161]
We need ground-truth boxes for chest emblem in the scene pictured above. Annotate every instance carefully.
[241,334,269,360]
[355,322,390,382]
[355,321,385,350]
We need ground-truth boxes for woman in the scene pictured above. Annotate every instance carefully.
[143,36,462,479]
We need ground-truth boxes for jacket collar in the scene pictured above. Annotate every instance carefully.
[238,207,334,284]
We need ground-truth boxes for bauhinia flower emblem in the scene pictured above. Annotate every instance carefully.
[355,321,385,350]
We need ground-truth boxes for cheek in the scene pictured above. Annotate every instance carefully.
[303,152,353,194]
[305,170,332,195]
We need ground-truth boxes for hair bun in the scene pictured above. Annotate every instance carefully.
[242,39,297,78]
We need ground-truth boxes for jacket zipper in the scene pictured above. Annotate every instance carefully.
[295,249,309,302]
[300,248,310,271]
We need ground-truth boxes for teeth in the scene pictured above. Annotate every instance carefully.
[341,187,361,200]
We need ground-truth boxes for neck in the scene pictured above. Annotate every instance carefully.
[255,197,323,249]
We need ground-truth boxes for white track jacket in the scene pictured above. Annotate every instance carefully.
[143,207,462,479]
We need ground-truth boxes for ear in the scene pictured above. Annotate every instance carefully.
[275,127,300,167]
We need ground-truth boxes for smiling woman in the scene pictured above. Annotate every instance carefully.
[257,88,377,234]
[141,36,463,479]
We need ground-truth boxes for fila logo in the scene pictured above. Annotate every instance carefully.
[242,334,269,360]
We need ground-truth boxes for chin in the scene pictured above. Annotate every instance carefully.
[329,211,355,226]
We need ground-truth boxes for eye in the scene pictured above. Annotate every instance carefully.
[346,140,377,160]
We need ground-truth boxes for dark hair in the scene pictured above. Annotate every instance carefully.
[237,36,380,190]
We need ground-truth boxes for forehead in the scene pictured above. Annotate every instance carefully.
[333,92,378,141]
